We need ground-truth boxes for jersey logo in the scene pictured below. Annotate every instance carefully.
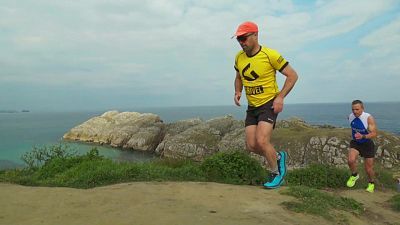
[245,86,264,95]
[241,63,259,81]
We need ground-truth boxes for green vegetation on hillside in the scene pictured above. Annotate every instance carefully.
[0,144,396,189]
[0,145,266,188]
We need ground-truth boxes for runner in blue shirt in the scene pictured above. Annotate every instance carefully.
[346,100,378,193]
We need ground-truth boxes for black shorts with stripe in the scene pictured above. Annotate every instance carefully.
[245,98,278,127]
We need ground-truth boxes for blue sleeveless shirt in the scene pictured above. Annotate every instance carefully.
[349,112,370,144]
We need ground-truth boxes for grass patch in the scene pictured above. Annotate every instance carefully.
[342,163,397,191]
[281,186,364,222]
[286,163,397,191]
[388,194,400,212]
[286,164,349,189]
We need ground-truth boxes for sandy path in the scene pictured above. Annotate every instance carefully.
[0,182,398,225]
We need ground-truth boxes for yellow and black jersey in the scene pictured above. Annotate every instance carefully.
[234,46,288,107]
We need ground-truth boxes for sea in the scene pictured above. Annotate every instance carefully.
[1,102,399,169]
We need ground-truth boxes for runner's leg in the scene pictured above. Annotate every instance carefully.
[364,158,375,182]
[245,125,260,154]
[348,148,359,174]
[256,121,277,171]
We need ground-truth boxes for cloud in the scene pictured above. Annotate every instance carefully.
[262,0,396,52]
[0,0,399,110]
[272,0,399,103]
[360,14,400,56]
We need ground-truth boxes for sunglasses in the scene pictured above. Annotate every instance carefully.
[236,33,254,42]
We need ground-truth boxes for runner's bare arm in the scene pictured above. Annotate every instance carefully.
[273,64,298,113]
[234,71,243,106]
[366,116,378,139]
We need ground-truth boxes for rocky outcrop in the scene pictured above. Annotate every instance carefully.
[155,115,244,161]
[63,111,400,168]
[272,118,400,168]
[63,111,165,152]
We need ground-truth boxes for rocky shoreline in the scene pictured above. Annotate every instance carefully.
[63,111,400,168]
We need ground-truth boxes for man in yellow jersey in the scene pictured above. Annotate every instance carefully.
[232,21,298,189]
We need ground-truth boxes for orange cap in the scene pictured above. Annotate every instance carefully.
[232,21,258,38]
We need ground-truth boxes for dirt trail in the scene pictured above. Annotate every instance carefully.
[0,182,398,225]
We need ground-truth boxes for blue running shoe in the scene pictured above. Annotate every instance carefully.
[263,173,284,189]
[277,151,287,178]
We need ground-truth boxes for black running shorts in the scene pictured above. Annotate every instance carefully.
[350,140,376,158]
[245,98,278,127]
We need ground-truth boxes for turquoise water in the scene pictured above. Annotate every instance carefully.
[1,102,399,169]
[0,111,155,169]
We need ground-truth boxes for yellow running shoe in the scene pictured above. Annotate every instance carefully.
[346,174,359,187]
[366,183,375,193]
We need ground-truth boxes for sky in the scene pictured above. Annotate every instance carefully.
[1,0,399,111]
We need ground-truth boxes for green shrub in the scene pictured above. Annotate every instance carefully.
[0,170,5,182]
[1,147,106,187]
[286,164,348,189]
[200,151,266,185]
[389,194,400,212]
[21,144,77,169]
[35,148,103,179]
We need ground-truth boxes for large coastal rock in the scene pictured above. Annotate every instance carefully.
[63,111,165,152]
[155,115,244,161]
[63,111,400,168]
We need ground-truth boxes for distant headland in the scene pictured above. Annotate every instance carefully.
[0,110,30,113]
